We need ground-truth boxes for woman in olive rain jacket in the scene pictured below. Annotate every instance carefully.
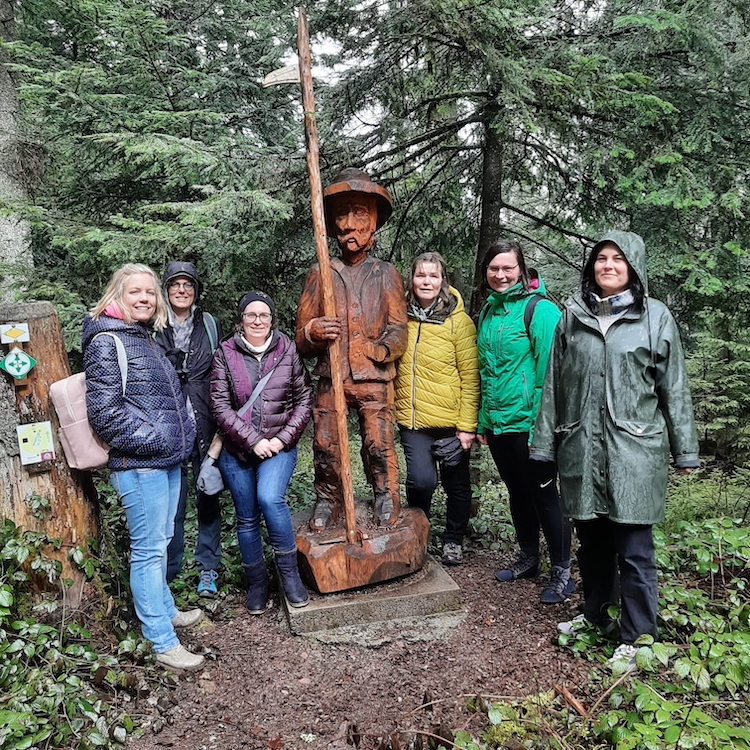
[531,230,699,661]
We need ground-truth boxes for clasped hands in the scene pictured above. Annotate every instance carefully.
[253,437,284,460]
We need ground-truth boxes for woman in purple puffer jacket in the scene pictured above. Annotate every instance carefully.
[210,291,312,613]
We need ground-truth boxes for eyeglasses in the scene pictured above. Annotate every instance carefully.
[487,264,519,275]
[242,312,272,323]
[168,281,195,291]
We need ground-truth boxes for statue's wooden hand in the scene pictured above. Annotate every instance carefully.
[306,316,341,341]
[362,341,388,362]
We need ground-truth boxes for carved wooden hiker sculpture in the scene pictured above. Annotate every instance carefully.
[281,9,427,594]
[296,168,408,531]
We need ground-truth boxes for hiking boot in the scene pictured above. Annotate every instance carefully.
[441,542,463,566]
[275,551,309,608]
[197,569,218,598]
[540,565,575,604]
[495,552,539,582]
[171,608,204,629]
[155,643,204,671]
[608,643,638,670]
[242,561,269,615]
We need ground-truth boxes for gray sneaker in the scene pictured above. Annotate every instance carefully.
[495,551,539,582]
[441,542,463,566]
[155,644,204,671]
[540,565,575,604]
[171,608,204,629]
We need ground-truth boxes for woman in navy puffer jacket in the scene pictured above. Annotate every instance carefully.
[83,263,204,672]
[210,291,313,613]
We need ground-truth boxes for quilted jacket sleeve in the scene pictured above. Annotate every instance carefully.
[209,345,262,453]
[453,312,480,434]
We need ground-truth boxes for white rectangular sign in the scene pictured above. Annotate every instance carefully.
[17,422,56,465]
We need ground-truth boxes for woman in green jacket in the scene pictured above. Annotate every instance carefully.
[477,239,572,604]
[531,231,699,663]
[394,252,479,566]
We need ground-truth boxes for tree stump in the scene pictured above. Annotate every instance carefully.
[0,302,99,606]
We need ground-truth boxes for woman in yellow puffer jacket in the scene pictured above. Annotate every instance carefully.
[395,252,479,566]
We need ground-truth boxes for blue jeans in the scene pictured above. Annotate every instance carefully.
[167,445,222,581]
[218,448,298,565]
[110,465,181,654]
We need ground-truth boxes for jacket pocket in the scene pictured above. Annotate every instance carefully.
[613,418,663,438]
[554,421,583,480]
[554,420,581,435]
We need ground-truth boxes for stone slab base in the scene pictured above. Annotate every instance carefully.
[281,555,463,637]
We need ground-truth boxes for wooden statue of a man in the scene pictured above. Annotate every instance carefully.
[296,168,408,530]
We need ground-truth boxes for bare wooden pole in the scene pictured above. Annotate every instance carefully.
[297,8,359,544]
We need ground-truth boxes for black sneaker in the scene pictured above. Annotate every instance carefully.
[495,551,539,582]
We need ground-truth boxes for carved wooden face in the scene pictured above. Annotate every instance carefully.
[329,194,378,260]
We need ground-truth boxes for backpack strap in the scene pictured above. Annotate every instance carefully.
[524,295,542,338]
[202,312,219,351]
[93,332,128,394]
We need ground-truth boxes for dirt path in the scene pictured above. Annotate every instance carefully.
[129,550,590,750]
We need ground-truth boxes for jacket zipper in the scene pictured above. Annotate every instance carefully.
[410,322,423,429]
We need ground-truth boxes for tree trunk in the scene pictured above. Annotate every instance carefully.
[0,302,99,606]
[469,103,504,319]
[0,0,32,303]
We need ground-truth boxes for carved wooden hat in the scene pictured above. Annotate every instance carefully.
[322,167,393,237]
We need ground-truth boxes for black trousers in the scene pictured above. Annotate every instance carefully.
[486,432,571,567]
[399,427,472,545]
[575,517,658,645]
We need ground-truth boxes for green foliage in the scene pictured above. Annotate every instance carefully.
[6,0,312,339]
[687,308,750,465]
[0,518,144,750]
[447,472,750,750]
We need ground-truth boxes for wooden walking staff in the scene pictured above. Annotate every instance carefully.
[297,7,359,546]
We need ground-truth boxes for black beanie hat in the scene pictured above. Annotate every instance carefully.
[237,290,276,321]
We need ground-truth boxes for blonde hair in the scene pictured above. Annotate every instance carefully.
[90,263,168,331]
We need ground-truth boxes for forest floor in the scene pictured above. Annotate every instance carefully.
[127,548,593,750]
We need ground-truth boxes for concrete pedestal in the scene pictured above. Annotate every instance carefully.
[281,555,465,643]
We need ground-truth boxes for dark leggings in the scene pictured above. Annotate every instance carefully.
[486,432,571,567]
[399,427,472,545]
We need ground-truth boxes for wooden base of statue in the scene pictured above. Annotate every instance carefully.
[294,502,429,594]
